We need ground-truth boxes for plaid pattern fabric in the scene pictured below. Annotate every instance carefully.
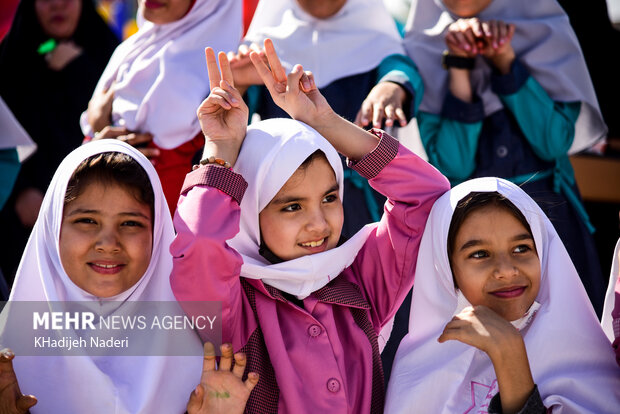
[238,277,385,413]
[240,278,280,414]
[180,164,248,204]
[349,129,399,179]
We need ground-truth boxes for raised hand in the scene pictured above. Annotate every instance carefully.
[228,43,267,93]
[91,126,159,159]
[249,39,333,127]
[197,48,249,167]
[355,81,408,129]
[0,349,37,414]
[186,343,259,414]
[438,305,522,359]
[438,306,535,413]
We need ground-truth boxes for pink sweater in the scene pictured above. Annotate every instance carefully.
[171,132,449,413]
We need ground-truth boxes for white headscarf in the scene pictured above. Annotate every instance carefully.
[404,0,606,153]
[229,118,375,298]
[80,0,242,149]
[601,238,620,341]
[244,0,405,88]
[2,140,203,413]
[385,177,620,413]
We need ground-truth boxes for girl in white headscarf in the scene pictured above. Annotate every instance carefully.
[403,0,607,315]
[170,45,449,413]
[81,0,242,214]
[385,177,620,413]
[0,139,204,413]
[235,0,423,240]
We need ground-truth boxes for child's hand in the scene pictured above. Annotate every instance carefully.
[250,39,334,127]
[197,48,249,167]
[186,342,259,414]
[446,18,483,57]
[87,83,115,133]
[0,349,38,414]
[355,81,408,129]
[438,305,523,361]
[228,43,267,90]
[91,126,158,159]
[477,20,515,74]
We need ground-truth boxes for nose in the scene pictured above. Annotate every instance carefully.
[95,227,121,253]
[305,207,330,235]
[492,253,518,279]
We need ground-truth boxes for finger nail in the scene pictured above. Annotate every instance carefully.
[302,79,311,90]
[463,44,470,51]
[361,118,368,125]
[2,349,14,358]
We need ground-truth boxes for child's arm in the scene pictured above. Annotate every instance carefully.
[438,306,542,414]
[170,49,255,349]
[250,39,380,161]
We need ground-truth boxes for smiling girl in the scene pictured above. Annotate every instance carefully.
[385,178,620,413]
[0,140,207,413]
[170,43,449,413]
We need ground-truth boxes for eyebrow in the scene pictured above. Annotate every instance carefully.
[270,183,339,206]
[459,233,533,251]
[65,208,150,220]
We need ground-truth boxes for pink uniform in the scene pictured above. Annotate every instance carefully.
[171,133,449,413]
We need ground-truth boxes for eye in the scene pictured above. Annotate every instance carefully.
[469,250,488,259]
[323,194,338,203]
[74,217,96,225]
[282,203,301,212]
[513,244,532,254]
[121,220,145,228]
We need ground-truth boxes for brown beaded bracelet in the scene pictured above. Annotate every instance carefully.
[199,156,231,169]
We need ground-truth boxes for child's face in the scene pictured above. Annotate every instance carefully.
[139,0,193,25]
[297,0,347,19]
[259,156,343,261]
[59,181,153,297]
[450,205,540,321]
[442,0,493,18]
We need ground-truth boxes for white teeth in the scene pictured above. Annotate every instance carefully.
[94,264,119,269]
[301,239,325,247]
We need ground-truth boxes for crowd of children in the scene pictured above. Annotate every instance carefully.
[0,0,619,413]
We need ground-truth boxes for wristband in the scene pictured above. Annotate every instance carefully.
[441,51,476,70]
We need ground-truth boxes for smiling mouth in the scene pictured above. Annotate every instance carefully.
[88,263,125,274]
[299,238,328,248]
[490,286,526,298]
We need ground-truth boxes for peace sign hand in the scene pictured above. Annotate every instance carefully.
[197,48,249,167]
[249,39,333,128]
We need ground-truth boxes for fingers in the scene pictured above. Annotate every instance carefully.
[16,395,37,412]
[202,342,216,373]
[263,38,287,83]
[0,348,15,363]
[299,70,315,93]
[395,107,407,127]
[219,343,234,372]
[250,50,281,94]
[355,100,372,127]
[286,64,305,96]
[231,352,247,378]
[186,384,204,413]
[244,372,259,392]
[218,51,234,87]
[372,101,385,128]
[205,47,221,91]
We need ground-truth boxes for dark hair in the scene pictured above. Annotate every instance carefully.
[447,191,533,268]
[64,152,154,218]
[299,150,327,170]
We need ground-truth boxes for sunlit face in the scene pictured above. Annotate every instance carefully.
[296,0,347,19]
[139,0,193,25]
[259,155,344,261]
[35,0,81,40]
[450,205,540,321]
[442,0,493,17]
[59,182,153,298]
